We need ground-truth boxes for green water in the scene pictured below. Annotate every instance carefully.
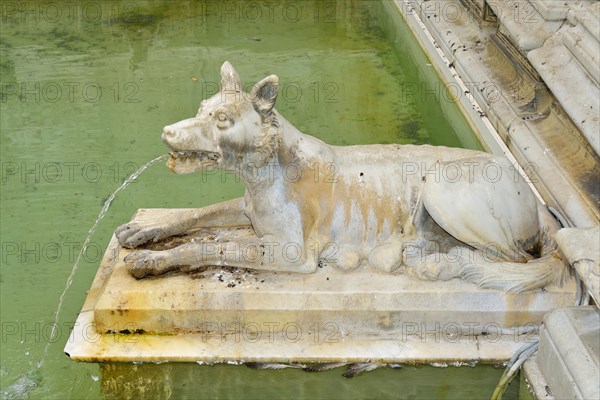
[0,1,525,398]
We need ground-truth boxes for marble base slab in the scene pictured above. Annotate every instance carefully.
[65,209,577,363]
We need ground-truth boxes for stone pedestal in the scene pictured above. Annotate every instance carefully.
[524,306,600,400]
[65,209,577,364]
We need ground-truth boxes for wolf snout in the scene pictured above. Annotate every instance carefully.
[162,126,175,138]
[162,126,177,146]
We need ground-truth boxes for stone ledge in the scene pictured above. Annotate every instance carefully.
[528,31,600,154]
[486,0,563,52]
[401,0,599,226]
[529,0,569,22]
[522,353,554,400]
[568,1,600,42]
[64,309,536,364]
[525,306,600,400]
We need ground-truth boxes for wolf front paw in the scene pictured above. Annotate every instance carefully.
[124,250,169,278]
[115,222,169,249]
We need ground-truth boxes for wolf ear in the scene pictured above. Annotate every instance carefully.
[220,61,242,91]
[251,75,279,117]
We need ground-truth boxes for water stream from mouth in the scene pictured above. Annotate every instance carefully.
[40,153,168,367]
[1,154,168,400]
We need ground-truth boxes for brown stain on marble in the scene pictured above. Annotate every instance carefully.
[289,160,402,252]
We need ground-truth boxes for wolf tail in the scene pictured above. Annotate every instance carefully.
[459,205,570,292]
[458,251,569,292]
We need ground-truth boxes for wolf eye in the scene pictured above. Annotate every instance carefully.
[215,112,232,129]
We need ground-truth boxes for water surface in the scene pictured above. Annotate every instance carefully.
[1,1,523,398]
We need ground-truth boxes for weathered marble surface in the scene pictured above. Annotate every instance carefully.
[525,306,600,400]
[528,1,600,154]
[115,61,570,293]
[556,226,600,305]
[399,0,599,226]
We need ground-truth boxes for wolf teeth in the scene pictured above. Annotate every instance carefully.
[169,150,219,162]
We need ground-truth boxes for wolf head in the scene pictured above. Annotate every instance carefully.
[162,61,281,174]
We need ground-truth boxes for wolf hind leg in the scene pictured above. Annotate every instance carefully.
[421,156,541,262]
[403,242,568,291]
[404,244,471,281]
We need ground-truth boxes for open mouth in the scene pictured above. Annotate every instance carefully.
[167,151,220,173]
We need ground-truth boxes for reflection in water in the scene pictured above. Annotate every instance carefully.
[100,363,521,400]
